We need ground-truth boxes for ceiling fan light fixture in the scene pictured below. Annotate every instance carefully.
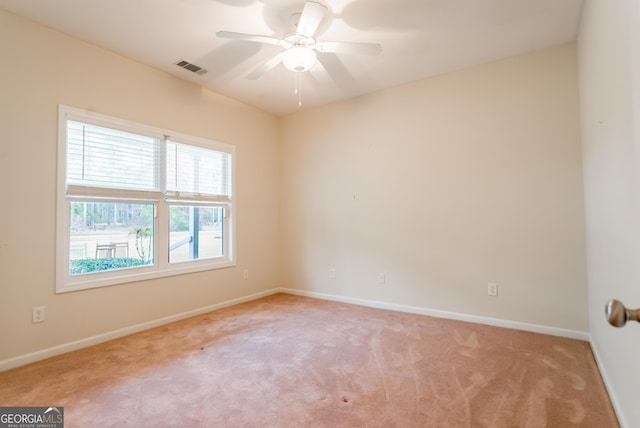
[282,46,316,72]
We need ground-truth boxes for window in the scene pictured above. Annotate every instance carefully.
[56,105,235,292]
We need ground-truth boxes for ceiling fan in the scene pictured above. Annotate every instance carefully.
[216,1,382,92]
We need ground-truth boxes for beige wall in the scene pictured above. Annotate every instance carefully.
[280,43,588,331]
[579,0,640,426]
[0,10,281,361]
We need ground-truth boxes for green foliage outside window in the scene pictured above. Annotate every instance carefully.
[70,258,148,275]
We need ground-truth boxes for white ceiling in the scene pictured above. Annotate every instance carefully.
[0,0,583,116]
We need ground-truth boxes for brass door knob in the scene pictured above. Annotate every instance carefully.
[605,299,640,327]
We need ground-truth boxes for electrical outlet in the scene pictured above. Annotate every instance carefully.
[488,283,498,296]
[329,268,336,279]
[32,306,45,323]
[378,272,386,284]
[243,269,249,279]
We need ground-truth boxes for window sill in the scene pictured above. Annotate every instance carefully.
[56,259,236,293]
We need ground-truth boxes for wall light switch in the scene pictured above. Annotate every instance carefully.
[488,283,498,296]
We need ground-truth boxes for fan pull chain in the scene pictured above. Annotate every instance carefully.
[295,72,303,108]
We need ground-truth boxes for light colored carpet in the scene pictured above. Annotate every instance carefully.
[0,293,618,427]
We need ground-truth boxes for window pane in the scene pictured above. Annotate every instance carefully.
[67,120,160,191]
[169,206,224,263]
[166,141,231,197]
[69,202,155,275]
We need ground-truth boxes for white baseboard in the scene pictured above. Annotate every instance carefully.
[0,289,279,372]
[1,287,590,372]
[276,287,590,341]
[589,338,628,428]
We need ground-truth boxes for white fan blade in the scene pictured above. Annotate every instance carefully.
[246,54,283,80]
[216,31,283,47]
[308,62,334,87]
[201,42,262,79]
[316,41,382,56]
[297,1,327,38]
[316,53,357,91]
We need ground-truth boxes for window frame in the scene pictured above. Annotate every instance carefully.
[56,105,236,293]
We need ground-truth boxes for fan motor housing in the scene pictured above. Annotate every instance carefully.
[283,33,315,50]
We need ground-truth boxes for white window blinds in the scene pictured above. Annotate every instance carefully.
[66,120,161,199]
[165,140,232,203]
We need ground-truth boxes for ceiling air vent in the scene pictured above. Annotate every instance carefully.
[175,60,207,75]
